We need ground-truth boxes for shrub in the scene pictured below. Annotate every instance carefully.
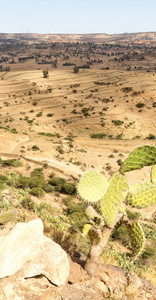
[62,183,75,195]
[43,70,49,78]
[136,102,145,108]
[142,245,156,259]
[21,197,35,210]
[11,128,18,134]
[74,66,79,74]
[47,113,54,117]
[48,177,66,186]
[0,174,14,186]
[112,120,124,126]
[146,134,155,140]
[36,111,43,117]
[56,146,65,154]
[30,187,44,197]
[32,145,40,151]
[111,224,131,248]
[126,209,141,220]
[122,87,133,93]
[90,133,107,139]
[2,159,23,167]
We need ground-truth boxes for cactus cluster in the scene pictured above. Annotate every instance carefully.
[77,145,156,272]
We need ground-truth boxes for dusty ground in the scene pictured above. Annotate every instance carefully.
[0,69,155,182]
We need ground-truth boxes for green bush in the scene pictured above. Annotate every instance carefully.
[43,70,49,78]
[56,146,65,154]
[111,224,131,248]
[62,183,75,195]
[18,176,30,189]
[142,245,156,259]
[43,184,54,193]
[21,197,35,210]
[126,209,141,220]
[18,168,47,192]
[0,174,13,186]
[65,202,87,230]
[136,102,145,108]
[2,159,23,167]
[90,133,107,139]
[49,177,66,186]
[112,120,124,126]
[48,176,75,195]
[32,145,40,151]
[30,187,44,197]
[74,66,79,74]
[47,113,54,117]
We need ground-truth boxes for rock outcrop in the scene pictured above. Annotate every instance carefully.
[0,219,70,286]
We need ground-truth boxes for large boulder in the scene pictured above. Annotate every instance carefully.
[0,219,70,286]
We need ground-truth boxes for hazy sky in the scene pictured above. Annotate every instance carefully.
[1,0,156,34]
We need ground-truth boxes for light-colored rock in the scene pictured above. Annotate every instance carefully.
[3,283,23,300]
[0,219,70,286]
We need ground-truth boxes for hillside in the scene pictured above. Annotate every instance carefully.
[0,33,156,299]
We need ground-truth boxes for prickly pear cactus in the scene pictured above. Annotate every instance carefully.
[151,164,156,184]
[77,170,109,203]
[0,210,17,223]
[128,221,145,260]
[83,224,92,236]
[126,182,156,208]
[119,145,156,174]
[100,173,128,227]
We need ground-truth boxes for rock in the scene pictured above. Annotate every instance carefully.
[93,264,127,297]
[126,271,142,288]
[68,257,89,284]
[0,219,70,286]
[92,264,156,299]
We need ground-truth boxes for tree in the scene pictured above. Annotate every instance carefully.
[77,145,156,276]
[73,66,79,74]
[43,70,49,78]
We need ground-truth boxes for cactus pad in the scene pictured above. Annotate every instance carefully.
[119,145,156,173]
[0,210,17,223]
[83,224,92,236]
[151,164,156,184]
[100,173,128,227]
[127,182,156,208]
[77,170,109,203]
[128,222,145,260]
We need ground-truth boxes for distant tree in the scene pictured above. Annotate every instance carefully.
[43,70,49,78]
[74,66,79,74]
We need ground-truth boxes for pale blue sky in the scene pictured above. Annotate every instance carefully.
[0,0,155,34]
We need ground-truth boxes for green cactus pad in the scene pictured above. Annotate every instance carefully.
[151,164,156,184]
[0,210,17,223]
[83,224,92,236]
[127,182,156,208]
[100,173,128,227]
[77,170,109,203]
[119,145,156,173]
[128,222,145,260]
